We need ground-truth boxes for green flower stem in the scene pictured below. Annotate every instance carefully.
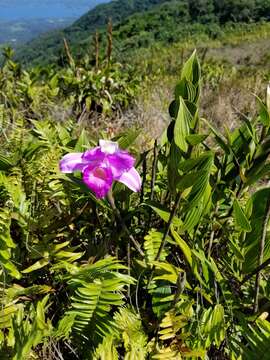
[147,191,182,288]
[107,190,144,257]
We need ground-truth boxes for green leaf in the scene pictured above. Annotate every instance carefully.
[202,118,230,154]
[144,201,182,227]
[170,227,192,267]
[245,163,270,186]
[186,134,208,146]
[181,49,201,85]
[0,258,21,279]
[22,259,49,273]
[0,154,14,171]
[233,199,252,232]
[256,95,270,127]
[176,171,198,192]
[229,237,245,262]
[168,141,182,193]
[243,188,270,273]
[74,129,90,152]
[114,129,140,149]
[144,230,169,264]
[174,97,193,153]
[175,79,199,104]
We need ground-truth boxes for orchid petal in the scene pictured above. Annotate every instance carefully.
[59,153,85,173]
[99,140,119,154]
[117,167,142,192]
[83,165,113,199]
[107,151,135,178]
[82,147,105,170]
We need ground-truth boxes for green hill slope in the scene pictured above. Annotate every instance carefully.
[14,0,270,66]
[14,0,169,65]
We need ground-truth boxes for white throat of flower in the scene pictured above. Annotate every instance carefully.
[99,140,119,154]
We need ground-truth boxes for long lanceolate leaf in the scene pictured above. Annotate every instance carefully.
[232,317,270,360]
[181,50,201,86]
[243,188,270,273]
[174,97,193,153]
[180,152,214,232]
[233,198,252,232]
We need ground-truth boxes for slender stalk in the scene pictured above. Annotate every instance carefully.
[140,153,147,205]
[147,140,158,230]
[94,31,99,70]
[107,191,144,257]
[155,192,182,262]
[253,199,270,313]
[138,152,147,227]
[63,38,74,67]
[207,229,215,259]
[150,140,158,201]
[241,257,270,285]
[147,192,182,287]
[107,18,113,66]
[127,241,131,299]
[173,271,186,306]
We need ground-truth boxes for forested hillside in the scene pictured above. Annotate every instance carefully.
[14,0,169,65]
[15,0,270,66]
[0,0,110,47]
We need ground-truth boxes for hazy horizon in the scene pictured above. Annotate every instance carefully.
[0,0,111,46]
[0,0,110,20]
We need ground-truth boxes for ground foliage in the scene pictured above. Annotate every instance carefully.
[1,44,270,360]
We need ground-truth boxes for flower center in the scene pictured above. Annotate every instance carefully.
[93,167,107,180]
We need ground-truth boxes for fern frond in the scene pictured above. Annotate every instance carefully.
[144,229,169,264]
[0,208,21,279]
[114,307,148,360]
[66,258,135,349]
[93,335,119,360]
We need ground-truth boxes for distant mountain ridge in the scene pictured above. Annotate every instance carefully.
[14,0,169,65]
[0,1,110,48]
[0,1,109,20]
[14,0,270,66]
[0,18,74,47]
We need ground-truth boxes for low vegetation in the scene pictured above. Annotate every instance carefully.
[1,0,270,358]
[1,44,270,359]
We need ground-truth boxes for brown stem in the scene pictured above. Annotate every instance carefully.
[107,191,144,257]
[207,230,215,259]
[241,257,270,286]
[173,272,186,306]
[155,192,182,262]
[140,153,147,205]
[253,199,270,313]
[138,152,147,227]
[63,38,74,67]
[147,192,182,287]
[150,140,158,201]
[107,18,113,66]
[94,31,99,70]
[147,141,158,230]
[127,241,131,299]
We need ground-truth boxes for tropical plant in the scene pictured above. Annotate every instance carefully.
[1,49,270,359]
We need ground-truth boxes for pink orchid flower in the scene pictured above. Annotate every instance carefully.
[59,140,141,199]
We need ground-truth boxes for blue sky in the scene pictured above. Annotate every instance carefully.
[0,0,109,20]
